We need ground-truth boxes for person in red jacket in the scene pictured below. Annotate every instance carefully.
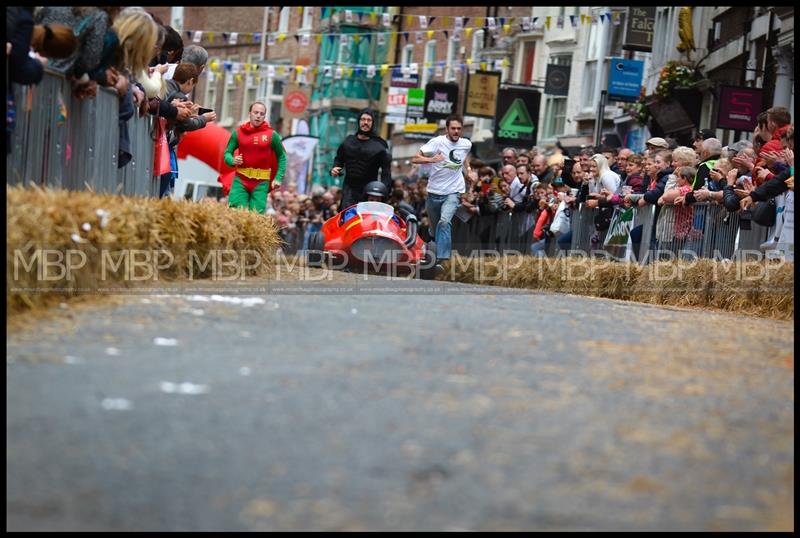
[758,106,791,165]
[223,102,287,213]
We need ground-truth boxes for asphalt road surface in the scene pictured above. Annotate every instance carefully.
[6,272,794,531]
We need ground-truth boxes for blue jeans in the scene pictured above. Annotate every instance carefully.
[425,192,460,260]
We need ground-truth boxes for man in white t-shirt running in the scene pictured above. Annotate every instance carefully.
[411,114,472,261]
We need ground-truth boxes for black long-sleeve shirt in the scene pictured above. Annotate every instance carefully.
[333,134,391,189]
[642,168,674,205]
[8,7,44,86]
[749,169,792,202]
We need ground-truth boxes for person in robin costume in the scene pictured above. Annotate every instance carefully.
[223,101,286,212]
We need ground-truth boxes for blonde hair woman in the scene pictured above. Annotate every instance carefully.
[589,153,621,194]
[112,9,164,98]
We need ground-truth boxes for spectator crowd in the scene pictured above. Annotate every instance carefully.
[7,7,794,260]
[265,105,793,257]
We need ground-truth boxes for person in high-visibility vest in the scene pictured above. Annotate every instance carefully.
[223,102,286,213]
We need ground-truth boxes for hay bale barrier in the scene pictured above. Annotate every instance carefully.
[439,253,794,321]
[7,186,280,315]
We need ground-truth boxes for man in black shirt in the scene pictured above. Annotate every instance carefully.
[331,109,392,209]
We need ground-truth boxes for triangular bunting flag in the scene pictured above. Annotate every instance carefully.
[545,16,551,30]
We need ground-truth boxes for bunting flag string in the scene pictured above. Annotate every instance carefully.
[183,10,625,47]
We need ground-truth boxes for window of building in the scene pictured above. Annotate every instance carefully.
[301,7,313,30]
[204,64,219,113]
[338,36,349,65]
[402,44,415,66]
[170,7,184,34]
[585,12,600,60]
[542,54,571,140]
[471,29,484,63]
[445,37,456,82]
[268,78,284,129]
[581,61,597,109]
[278,7,290,33]
[241,54,260,123]
[543,96,567,141]
[422,40,436,87]
[220,55,239,127]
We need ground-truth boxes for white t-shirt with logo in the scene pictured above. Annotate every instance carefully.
[419,135,472,195]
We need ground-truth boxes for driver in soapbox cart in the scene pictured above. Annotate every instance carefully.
[306,181,440,279]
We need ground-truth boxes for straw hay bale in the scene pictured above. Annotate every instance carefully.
[7,186,280,315]
[439,249,793,320]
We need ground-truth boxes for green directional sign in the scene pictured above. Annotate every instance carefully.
[498,98,535,137]
[494,87,541,147]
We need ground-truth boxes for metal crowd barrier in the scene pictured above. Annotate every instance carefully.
[277,200,773,263]
[448,202,771,263]
[451,210,535,255]
[7,69,157,196]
